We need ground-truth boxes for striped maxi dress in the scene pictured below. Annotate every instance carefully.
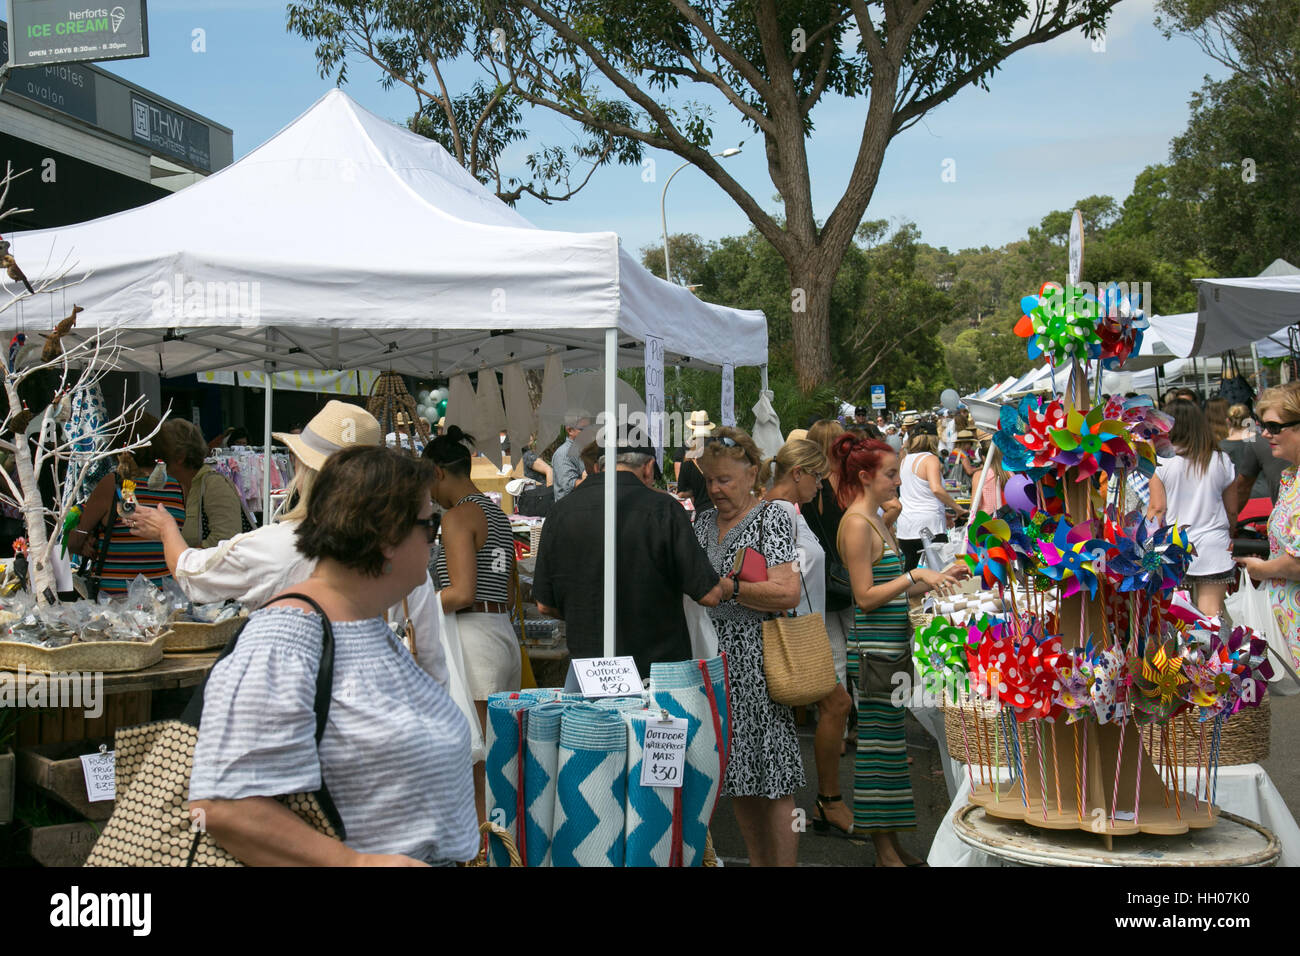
[844,520,916,832]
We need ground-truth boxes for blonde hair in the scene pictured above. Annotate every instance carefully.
[907,433,939,456]
[278,460,318,523]
[762,439,828,487]
[1228,403,1251,429]
[1257,382,1300,422]
[806,419,845,462]
[698,426,764,496]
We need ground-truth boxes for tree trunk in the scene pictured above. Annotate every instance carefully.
[788,258,836,393]
[5,379,56,603]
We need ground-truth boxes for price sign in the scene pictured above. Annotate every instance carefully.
[80,748,115,802]
[564,656,644,698]
[638,716,688,789]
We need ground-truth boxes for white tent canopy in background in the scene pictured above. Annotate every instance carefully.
[6,89,766,376]
[1190,260,1300,357]
[6,88,770,657]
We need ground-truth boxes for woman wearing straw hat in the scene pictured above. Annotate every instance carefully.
[126,401,450,684]
[675,410,715,510]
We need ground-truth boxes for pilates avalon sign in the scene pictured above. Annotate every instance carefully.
[5,0,148,67]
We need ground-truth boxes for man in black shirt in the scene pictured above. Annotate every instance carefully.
[533,433,724,673]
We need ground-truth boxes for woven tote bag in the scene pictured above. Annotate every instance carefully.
[762,569,837,707]
[84,593,345,867]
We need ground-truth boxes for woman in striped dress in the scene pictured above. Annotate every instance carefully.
[834,434,965,866]
[424,426,521,823]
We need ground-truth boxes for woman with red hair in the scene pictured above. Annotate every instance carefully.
[835,434,965,866]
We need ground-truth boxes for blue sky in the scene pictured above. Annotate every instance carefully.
[106,0,1226,260]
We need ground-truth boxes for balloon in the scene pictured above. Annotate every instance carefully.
[436,398,447,417]
[431,387,448,403]
[416,404,430,419]
[940,389,960,412]
[418,390,431,404]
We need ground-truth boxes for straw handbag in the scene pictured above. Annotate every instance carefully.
[762,559,837,707]
[84,593,345,867]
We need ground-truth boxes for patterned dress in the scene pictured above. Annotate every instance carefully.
[695,502,806,799]
[843,515,916,832]
[1267,467,1300,666]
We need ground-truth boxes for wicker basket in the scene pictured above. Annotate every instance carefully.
[529,526,543,557]
[1144,696,1270,767]
[164,612,247,653]
[0,631,166,674]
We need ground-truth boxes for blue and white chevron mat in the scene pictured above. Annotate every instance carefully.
[590,695,649,713]
[484,693,533,867]
[551,704,629,867]
[623,711,679,867]
[641,655,730,867]
[522,701,566,867]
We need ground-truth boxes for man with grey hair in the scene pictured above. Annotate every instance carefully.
[534,428,724,672]
[551,411,591,502]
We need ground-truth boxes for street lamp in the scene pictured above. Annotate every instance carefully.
[660,146,742,284]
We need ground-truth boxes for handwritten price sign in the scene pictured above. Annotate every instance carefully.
[565,656,644,698]
[638,717,688,789]
[80,750,115,802]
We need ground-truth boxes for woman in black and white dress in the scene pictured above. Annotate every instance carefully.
[694,427,803,866]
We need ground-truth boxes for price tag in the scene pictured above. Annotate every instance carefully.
[80,748,115,803]
[564,656,644,698]
[638,715,688,789]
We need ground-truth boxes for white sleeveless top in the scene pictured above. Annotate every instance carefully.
[896,452,948,540]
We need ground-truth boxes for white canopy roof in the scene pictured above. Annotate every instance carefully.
[1189,260,1300,357]
[6,89,767,377]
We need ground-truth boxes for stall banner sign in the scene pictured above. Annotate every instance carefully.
[871,384,886,409]
[6,0,149,67]
[131,92,211,171]
[564,656,643,698]
[80,749,115,802]
[0,24,97,123]
[644,334,665,468]
[200,368,380,396]
[720,363,735,427]
[637,716,687,790]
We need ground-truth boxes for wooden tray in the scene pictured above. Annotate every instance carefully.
[165,611,246,652]
[0,631,166,674]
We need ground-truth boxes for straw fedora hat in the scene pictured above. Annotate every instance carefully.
[273,400,381,471]
[687,410,716,438]
[955,429,978,442]
[786,428,809,443]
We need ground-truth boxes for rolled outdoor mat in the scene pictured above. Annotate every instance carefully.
[590,695,649,713]
[519,688,562,702]
[522,701,566,867]
[623,711,677,867]
[643,655,730,867]
[484,693,534,867]
[551,704,629,867]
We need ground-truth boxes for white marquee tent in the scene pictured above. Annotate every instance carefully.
[6,89,770,654]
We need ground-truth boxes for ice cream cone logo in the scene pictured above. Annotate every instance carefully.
[111,7,126,32]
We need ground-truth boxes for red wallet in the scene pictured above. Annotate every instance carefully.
[732,546,769,582]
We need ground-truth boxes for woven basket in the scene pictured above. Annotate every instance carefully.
[0,630,166,674]
[367,371,430,455]
[1144,696,1270,767]
[164,612,247,653]
[463,820,522,867]
[529,526,543,557]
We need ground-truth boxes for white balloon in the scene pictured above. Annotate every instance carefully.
[418,389,431,404]
[940,388,960,411]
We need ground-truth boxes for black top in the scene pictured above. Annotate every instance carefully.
[533,471,720,674]
[1222,435,1286,502]
[677,456,712,511]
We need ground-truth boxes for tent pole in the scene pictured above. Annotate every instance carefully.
[760,364,769,393]
[1251,342,1263,391]
[262,362,274,522]
[603,327,617,658]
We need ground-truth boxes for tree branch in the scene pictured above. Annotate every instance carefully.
[664,0,774,100]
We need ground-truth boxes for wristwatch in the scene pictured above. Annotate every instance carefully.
[731,575,741,601]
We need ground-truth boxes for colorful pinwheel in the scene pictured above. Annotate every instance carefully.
[1089,647,1129,724]
[1014,282,1102,365]
[1209,626,1274,713]
[1096,282,1149,370]
[1053,646,1094,723]
[1104,513,1194,595]
[1038,518,1103,598]
[913,617,970,702]
[1130,638,1189,721]
[1048,405,1136,481]
[964,511,1015,588]
[1017,628,1067,721]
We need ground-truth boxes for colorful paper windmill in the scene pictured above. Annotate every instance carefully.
[966,630,1029,707]
[1089,647,1129,724]
[1130,639,1188,721]
[913,617,970,702]
[1104,513,1194,595]
[1014,282,1102,365]
[1047,405,1136,481]
[964,511,1015,588]
[1016,629,1067,721]
[1053,646,1094,723]
[1096,282,1149,370]
[1038,518,1103,598]
[1208,626,1274,713]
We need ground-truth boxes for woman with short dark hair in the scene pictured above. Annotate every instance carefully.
[158,419,243,547]
[189,445,478,866]
[423,425,519,823]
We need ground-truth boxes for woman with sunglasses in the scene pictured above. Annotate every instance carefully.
[1238,383,1300,662]
[422,426,521,823]
[761,439,854,837]
[1147,399,1237,618]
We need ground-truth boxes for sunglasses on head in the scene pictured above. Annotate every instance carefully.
[705,436,738,448]
[1260,419,1300,435]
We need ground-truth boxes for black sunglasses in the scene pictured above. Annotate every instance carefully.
[1260,419,1300,435]
[413,516,439,542]
[705,436,738,448]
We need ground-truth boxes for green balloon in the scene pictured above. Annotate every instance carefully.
[436,398,447,417]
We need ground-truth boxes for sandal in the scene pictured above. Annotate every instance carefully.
[812,794,854,837]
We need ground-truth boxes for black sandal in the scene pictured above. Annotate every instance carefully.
[812,794,854,837]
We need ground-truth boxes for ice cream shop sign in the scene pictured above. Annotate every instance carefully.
[4,0,148,67]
